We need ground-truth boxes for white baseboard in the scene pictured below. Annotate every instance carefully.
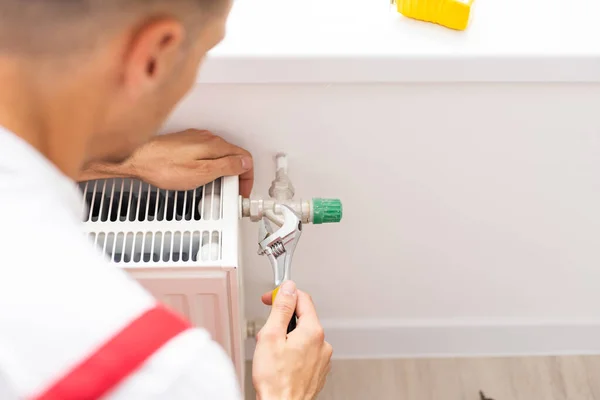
[244,318,600,360]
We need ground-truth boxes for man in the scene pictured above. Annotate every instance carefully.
[0,0,332,399]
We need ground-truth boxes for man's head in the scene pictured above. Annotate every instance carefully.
[0,0,231,173]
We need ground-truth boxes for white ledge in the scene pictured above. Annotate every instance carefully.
[197,0,600,84]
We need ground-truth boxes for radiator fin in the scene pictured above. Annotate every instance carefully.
[80,178,222,223]
[80,178,224,266]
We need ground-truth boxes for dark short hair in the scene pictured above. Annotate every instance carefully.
[0,0,227,54]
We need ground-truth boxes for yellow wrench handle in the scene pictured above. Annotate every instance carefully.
[272,285,297,333]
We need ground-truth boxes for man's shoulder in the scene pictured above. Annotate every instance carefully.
[0,130,86,244]
[0,180,91,256]
[0,174,151,307]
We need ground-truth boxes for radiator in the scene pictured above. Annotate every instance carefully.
[79,176,245,382]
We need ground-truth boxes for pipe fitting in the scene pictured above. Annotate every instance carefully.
[241,154,342,226]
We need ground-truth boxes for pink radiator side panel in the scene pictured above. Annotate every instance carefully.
[131,269,232,355]
[127,267,244,383]
[226,268,244,385]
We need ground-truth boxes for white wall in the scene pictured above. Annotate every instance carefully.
[164,83,600,357]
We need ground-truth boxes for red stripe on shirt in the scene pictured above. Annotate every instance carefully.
[35,304,191,400]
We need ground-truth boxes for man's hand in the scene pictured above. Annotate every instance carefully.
[252,281,332,400]
[80,129,254,197]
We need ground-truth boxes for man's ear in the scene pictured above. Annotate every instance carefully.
[122,18,186,98]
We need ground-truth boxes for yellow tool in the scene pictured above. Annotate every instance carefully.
[271,286,281,305]
[258,205,302,333]
[393,0,475,31]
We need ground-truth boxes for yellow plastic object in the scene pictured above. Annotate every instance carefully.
[271,285,297,333]
[271,285,280,304]
[395,0,474,31]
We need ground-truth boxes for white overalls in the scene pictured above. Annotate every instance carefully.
[0,128,241,400]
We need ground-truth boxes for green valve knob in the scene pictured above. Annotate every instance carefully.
[312,198,343,224]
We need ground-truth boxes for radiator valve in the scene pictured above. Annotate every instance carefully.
[240,153,342,226]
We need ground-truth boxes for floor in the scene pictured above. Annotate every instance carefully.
[244,356,600,399]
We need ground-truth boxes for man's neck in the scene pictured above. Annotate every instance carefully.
[0,57,92,181]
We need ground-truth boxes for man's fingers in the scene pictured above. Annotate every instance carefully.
[195,155,253,181]
[194,155,254,197]
[170,130,255,196]
[295,290,320,326]
[261,281,298,336]
[264,289,319,323]
[261,291,273,305]
[239,168,254,198]
[191,155,254,197]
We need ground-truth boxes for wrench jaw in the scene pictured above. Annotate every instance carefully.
[257,217,274,252]
[273,256,287,287]
[268,253,284,286]
[258,206,302,252]
[257,205,303,287]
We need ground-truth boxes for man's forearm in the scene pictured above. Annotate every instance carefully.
[78,161,136,182]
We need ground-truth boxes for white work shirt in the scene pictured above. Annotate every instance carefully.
[0,127,241,400]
